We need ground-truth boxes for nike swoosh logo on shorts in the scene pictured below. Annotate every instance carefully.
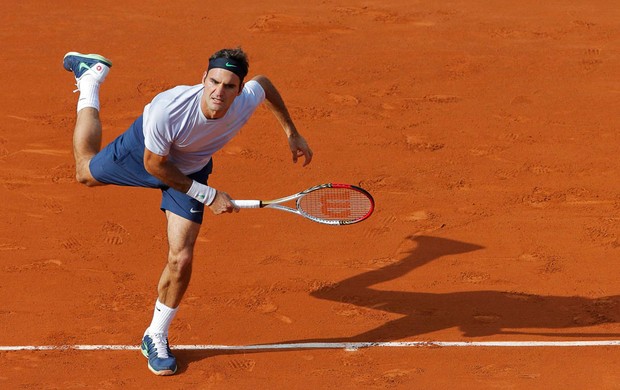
[190,208,203,214]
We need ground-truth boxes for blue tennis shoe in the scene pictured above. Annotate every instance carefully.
[141,332,178,376]
[63,52,112,83]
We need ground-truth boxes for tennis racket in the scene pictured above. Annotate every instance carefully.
[231,183,375,225]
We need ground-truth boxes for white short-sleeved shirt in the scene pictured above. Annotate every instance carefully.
[142,80,265,174]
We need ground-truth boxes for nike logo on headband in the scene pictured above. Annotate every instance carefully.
[208,57,248,82]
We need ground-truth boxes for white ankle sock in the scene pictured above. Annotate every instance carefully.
[76,79,101,112]
[147,299,178,336]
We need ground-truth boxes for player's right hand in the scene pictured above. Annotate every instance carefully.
[208,191,240,214]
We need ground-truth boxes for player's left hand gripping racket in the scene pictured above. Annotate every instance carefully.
[231,183,374,225]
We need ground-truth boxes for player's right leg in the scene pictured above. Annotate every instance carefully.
[141,211,202,376]
[63,52,112,186]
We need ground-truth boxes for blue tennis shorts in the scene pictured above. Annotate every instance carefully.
[89,115,213,224]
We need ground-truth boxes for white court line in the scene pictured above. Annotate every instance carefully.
[1,340,620,352]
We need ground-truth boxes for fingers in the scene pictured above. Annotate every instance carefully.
[208,192,239,214]
[302,148,313,166]
[292,148,313,166]
[288,134,313,166]
[221,198,239,214]
[212,203,237,214]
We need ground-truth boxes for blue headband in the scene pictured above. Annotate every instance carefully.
[208,57,248,83]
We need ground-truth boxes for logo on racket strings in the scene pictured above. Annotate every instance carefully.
[320,194,352,218]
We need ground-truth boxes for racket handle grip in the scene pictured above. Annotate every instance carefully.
[231,199,261,208]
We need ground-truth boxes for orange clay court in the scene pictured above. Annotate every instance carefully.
[0,0,619,388]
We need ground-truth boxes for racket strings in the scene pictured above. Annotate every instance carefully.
[298,187,372,221]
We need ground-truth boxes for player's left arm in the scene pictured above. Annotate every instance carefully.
[252,75,313,166]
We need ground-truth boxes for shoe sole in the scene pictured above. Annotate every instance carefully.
[63,51,113,67]
[141,342,177,376]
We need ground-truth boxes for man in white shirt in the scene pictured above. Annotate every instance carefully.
[63,48,313,376]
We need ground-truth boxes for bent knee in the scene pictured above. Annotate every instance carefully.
[76,173,99,187]
[75,162,101,187]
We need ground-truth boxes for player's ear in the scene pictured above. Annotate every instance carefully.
[202,71,208,84]
[237,82,245,95]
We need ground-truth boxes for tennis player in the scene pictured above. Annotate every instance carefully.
[63,48,313,375]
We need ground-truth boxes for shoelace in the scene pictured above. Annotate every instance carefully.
[150,333,170,359]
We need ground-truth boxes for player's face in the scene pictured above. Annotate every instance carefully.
[201,68,243,119]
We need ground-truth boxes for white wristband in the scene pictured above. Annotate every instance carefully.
[186,180,217,206]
